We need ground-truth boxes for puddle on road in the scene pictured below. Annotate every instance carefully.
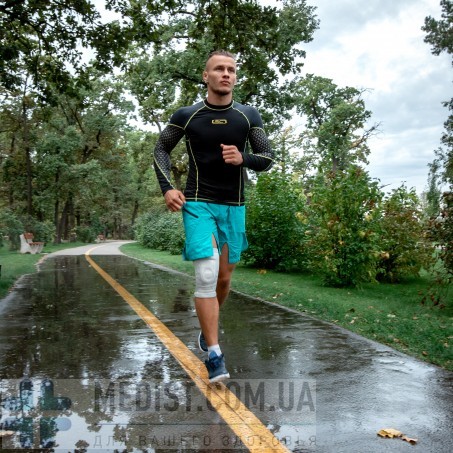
[0,255,316,451]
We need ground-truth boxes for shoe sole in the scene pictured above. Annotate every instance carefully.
[209,372,230,383]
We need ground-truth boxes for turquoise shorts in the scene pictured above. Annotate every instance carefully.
[182,202,248,264]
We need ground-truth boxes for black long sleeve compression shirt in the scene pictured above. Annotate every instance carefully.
[153,99,274,206]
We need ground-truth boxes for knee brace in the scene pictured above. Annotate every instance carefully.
[194,249,219,298]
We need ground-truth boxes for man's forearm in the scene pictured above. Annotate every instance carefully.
[153,125,185,194]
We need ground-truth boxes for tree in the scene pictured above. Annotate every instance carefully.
[31,70,135,241]
[377,185,434,283]
[0,80,42,217]
[422,0,452,187]
[2,0,92,95]
[117,130,160,227]
[424,153,444,218]
[306,167,383,287]
[292,74,379,174]
[0,0,153,96]
[125,0,319,132]
[243,171,308,271]
[1,0,320,246]
[422,0,453,57]
[422,0,453,302]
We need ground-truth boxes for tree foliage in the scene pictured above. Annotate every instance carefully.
[292,75,379,173]
[305,167,383,287]
[422,0,453,303]
[377,185,434,283]
[134,209,185,255]
[0,68,141,242]
[422,0,452,188]
[243,171,308,271]
[125,0,319,131]
[422,0,453,57]
[0,0,163,96]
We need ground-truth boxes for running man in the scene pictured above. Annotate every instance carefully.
[153,50,274,382]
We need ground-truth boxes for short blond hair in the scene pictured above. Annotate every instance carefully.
[205,50,236,68]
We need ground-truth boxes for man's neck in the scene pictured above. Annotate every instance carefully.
[206,93,233,106]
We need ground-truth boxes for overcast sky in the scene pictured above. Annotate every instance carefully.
[297,0,451,194]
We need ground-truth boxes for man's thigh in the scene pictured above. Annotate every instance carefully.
[182,202,218,261]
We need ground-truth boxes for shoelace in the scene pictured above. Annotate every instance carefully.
[205,354,223,370]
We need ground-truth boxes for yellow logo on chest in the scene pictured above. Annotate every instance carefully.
[212,119,228,125]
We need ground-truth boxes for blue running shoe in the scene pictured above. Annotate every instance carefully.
[198,331,208,352]
[205,351,230,383]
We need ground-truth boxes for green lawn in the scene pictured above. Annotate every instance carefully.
[0,242,86,299]
[120,242,453,371]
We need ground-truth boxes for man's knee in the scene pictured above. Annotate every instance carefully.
[217,271,232,289]
[194,249,219,298]
[218,259,235,285]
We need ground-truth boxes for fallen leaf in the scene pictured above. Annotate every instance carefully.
[422,351,428,356]
[377,428,403,438]
[401,435,418,445]
[378,428,418,445]
[257,269,267,275]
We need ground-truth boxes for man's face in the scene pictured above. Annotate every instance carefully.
[203,55,237,97]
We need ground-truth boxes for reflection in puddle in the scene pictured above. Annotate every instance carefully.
[1,376,316,451]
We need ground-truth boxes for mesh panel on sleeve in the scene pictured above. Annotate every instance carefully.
[154,125,185,193]
[246,128,274,171]
[249,128,273,158]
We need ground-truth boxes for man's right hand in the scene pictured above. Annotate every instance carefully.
[164,189,186,212]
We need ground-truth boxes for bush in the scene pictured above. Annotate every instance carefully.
[22,216,55,244]
[243,172,309,271]
[134,209,185,255]
[306,167,383,287]
[423,190,453,306]
[377,185,434,283]
[431,191,453,276]
[0,210,24,250]
[74,225,97,243]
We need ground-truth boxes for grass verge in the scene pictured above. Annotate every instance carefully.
[121,242,453,371]
[0,242,87,299]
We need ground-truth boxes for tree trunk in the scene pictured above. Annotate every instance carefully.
[57,200,69,243]
[54,170,60,243]
[7,135,15,208]
[54,199,60,243]
[22,98,33,216]
[131,199,139,226]
[25,147,33,216]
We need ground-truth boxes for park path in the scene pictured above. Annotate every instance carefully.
[0,241,452,452]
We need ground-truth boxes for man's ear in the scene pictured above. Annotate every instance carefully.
[202,70,207,82]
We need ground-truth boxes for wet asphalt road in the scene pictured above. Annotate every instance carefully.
[0,241,452,452]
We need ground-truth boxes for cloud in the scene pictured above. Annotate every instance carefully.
[299,0,451,193]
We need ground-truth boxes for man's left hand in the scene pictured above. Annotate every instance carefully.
[221,144,243,166]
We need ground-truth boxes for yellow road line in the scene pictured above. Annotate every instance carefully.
[85,249,289,453]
